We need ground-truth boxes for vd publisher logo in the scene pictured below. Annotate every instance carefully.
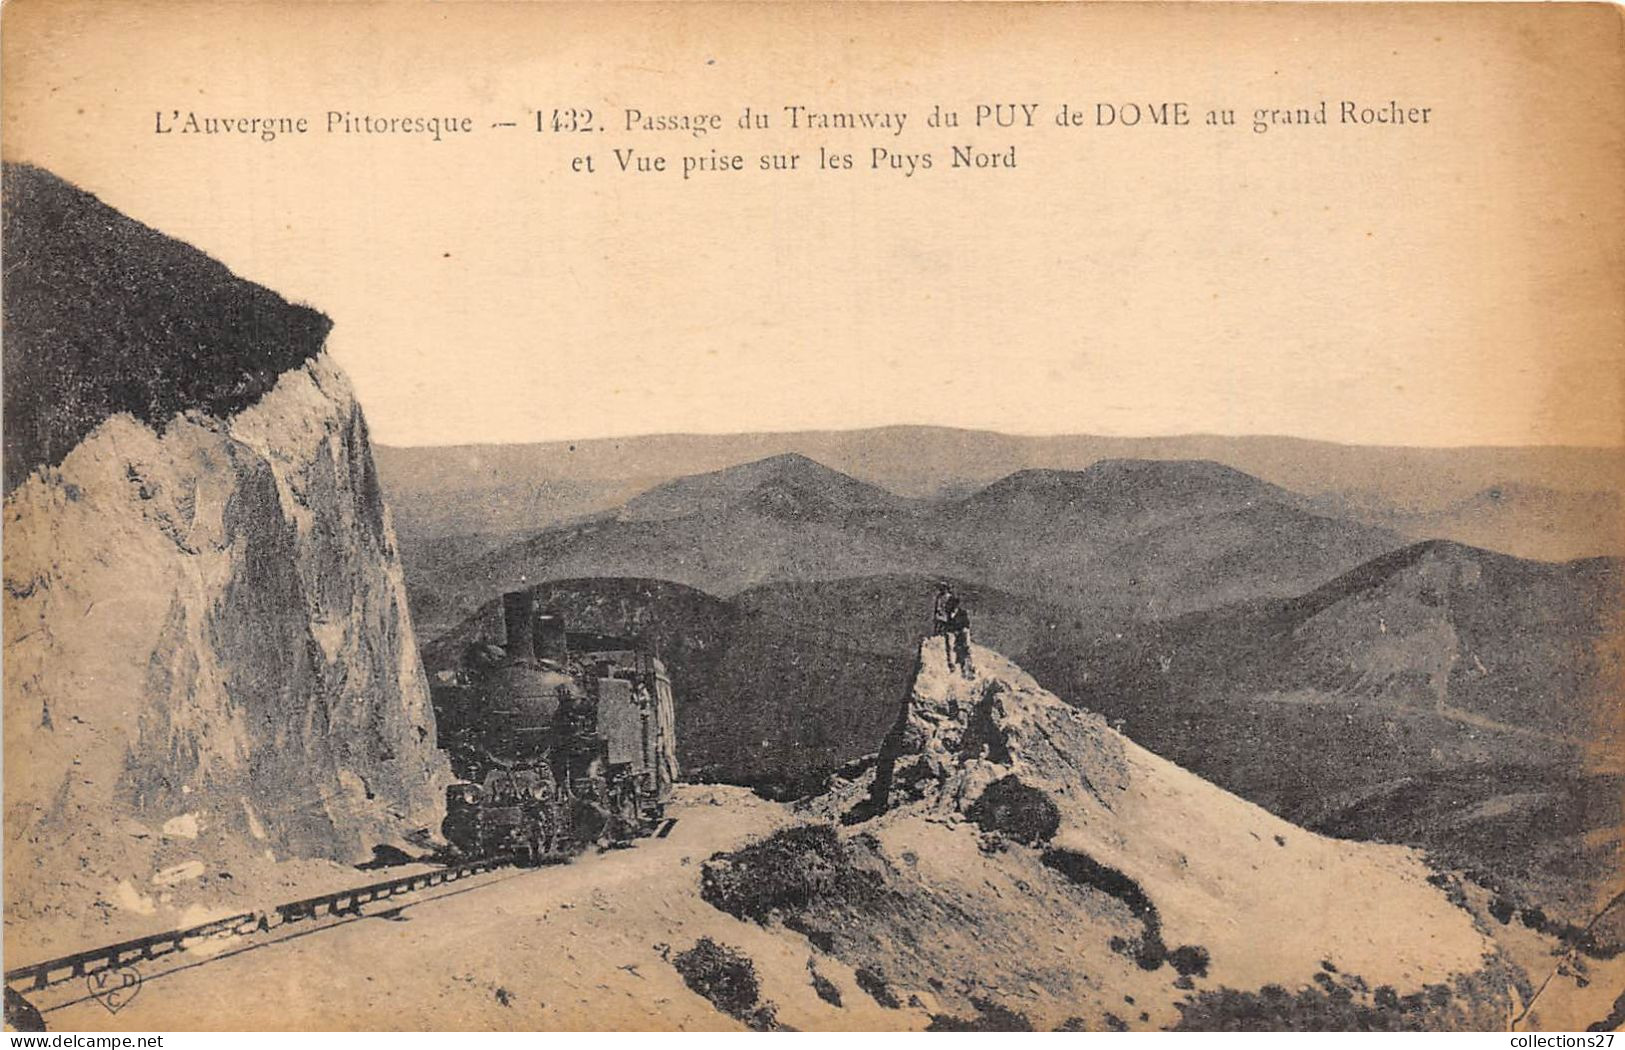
[85,965,141,1014]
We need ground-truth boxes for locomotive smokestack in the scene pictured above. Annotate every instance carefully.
[502,590,537,660]
[534,610,568,665]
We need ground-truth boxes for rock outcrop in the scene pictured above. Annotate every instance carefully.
[861,637,1132,823]
[3,165,451,952]
[759,640,1516,1029]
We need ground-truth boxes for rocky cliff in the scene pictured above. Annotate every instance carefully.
[3,165,451,953]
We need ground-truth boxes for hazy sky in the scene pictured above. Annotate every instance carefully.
[4,2,1622,448]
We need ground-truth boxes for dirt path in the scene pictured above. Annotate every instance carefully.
[28,786,911,1032]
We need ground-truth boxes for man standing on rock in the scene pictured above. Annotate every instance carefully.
[948,595,974,677]
[932,582,954,632]
[932,583,973,675]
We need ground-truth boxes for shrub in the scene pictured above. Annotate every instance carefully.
[1169,944,1211,978]
[927,997,1033,1031]
[700,824,850,923]
[854,966,901,1009]
[1172,970,1508,1031]
[807,960,842,1007]
[672,938,780,1031]
[966,776,1061,845]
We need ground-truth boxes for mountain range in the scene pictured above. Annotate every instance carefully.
[375,427,1622,563]
[403,453,1401,639]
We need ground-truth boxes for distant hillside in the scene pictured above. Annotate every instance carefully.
[618,453,909,523]
[959,459,1294,523]
[734,574,1072,659]
[405,455,938,636]
[387,476,640,566]
[941,460,1398,610]
[942,461,1282,581]
[1091,502,1402,617]
[1377,483,1622,562]
[1024,539,1624,919]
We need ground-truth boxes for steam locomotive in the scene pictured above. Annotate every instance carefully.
[430,590,678,863]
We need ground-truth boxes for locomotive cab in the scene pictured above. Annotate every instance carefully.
[434,591,678,862]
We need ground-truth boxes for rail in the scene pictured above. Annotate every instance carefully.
[3,855,514,995]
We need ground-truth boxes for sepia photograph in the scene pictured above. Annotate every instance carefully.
[2,0,1622,1036]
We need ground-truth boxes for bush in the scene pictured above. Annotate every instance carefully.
[855,966,901,1009]
[966,776,1061,845]
[1168,944,1211,978]
[927,997,1033,1031]
[701,823,886,926]
[1172,970,1509,1031]
[807,962,842,1007]
[672,938,780,1031]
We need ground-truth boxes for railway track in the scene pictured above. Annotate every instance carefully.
[4,813,678,1028]
[3,854,516,1022]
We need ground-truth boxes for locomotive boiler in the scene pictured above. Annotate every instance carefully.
[430,591,678,863]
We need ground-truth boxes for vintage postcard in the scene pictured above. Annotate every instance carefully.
[2,0,1622,1036]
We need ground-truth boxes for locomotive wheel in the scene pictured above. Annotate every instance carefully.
[554,799,576,852]
[614,789,640,839]
[522,823,543,865]
[531,804,557,859]
[572,796,610,845]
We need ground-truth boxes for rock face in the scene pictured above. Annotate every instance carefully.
[3,165,450,945]
[862,637,1133,823]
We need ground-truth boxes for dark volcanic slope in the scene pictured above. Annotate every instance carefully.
[1,164,331,491]
[941,459,1400,610]
[1024,539,1623,917]
[1093,501,1403,617]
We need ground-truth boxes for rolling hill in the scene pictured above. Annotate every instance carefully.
[1378,483,1622,562]
[407,454,1404,638]
[941,461,1399,611]
[1023,539,1624,920]
[413,456,948,637]
[617,452,910,523]
[1090,501,1402,616]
